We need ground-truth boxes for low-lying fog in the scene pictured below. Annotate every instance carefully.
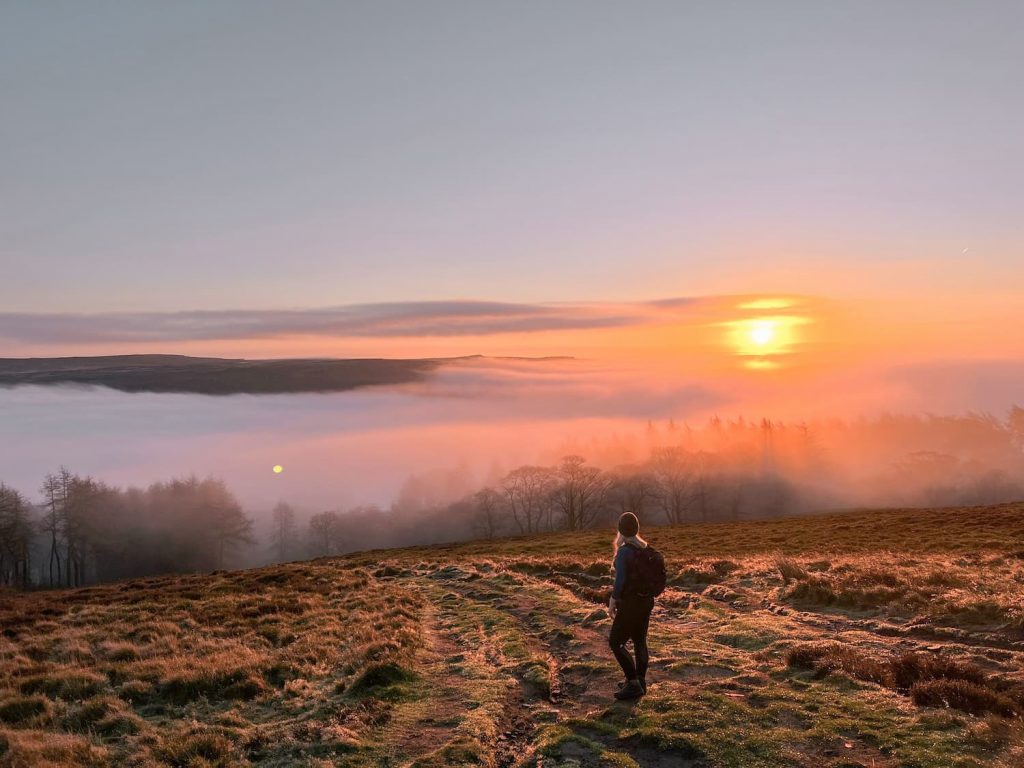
[3,356,1022,519]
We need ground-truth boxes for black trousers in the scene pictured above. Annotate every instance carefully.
[609,595,654,681]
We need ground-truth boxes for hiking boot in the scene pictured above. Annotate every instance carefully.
[617,678,648,694]
[614,679,644,700]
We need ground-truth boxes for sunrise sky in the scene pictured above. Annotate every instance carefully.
[2,1,1023,513]
[2,2,1022,386]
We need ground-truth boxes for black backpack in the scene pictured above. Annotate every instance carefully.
[626,542,667,598]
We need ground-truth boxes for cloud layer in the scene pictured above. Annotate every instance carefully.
[0,299,699,345]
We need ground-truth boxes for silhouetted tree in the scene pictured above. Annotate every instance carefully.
[550,456,609,531]
[142,476,253,572]
[471,488,504,540]
[649,447,695,525]
[309,510,342,556]
[6,407,1024,587]
[608,464,658,520]
[205,479,254,569]
[269,502,298,562]
[62,474,110,587]
[39,468,71,586]
[501,466,554,535]
[0,484,32,588]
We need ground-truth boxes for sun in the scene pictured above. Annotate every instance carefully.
[748,320,777,347]
[722,309,811,368]
[272,465,283,474]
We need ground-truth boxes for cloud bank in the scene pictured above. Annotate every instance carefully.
[0,299,700,345]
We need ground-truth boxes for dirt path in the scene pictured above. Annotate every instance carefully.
[376,597,481,764]
[364,559,1011,768]
[404,566,708,767]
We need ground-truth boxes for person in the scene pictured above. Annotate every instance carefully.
[608,511,655,700]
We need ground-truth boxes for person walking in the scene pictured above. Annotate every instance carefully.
[608,511,665,700]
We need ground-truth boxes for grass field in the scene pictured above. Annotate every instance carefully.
[3,503,1024,767]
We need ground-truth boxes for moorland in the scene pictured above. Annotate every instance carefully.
[2,503,1024,767]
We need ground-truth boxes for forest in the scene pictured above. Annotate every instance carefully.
[2,409,1023,589]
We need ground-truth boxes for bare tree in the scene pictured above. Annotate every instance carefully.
[309,510,342,556]
[649,447,695,525]
[269,502,298,562]
[550,456,609,531]
[608,464,659,520]
[471,488,504,540]
[501,466,554,535]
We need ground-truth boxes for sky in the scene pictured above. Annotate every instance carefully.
[2,1,1022,320]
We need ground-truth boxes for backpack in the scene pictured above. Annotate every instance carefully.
[626,542,667,598]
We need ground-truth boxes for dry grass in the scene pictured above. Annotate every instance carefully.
[785,642,1022,716]
[911,680,1019,718]
[0,562,426,765]
[3,502,1024,766]
[773,554,809,584]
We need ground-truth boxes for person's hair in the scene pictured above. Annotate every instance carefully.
[612,512,647,554]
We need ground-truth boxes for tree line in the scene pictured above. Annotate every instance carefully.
[3,409,1022,588]
[260,450,813,564]
[0,470,254,588]
[283,409,1024,556]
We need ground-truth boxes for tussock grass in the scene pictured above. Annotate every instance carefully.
[0,728,109,766]
[0,694,52,726]
[63,695,143,736]
[911,680,1019,718]
[18,669,107,700]
[773,549,1024,635]
[889,651,991,691]
[787,642,1022,717]
[348,661,416,694]
[773,554,809,584]
[149,726,243,767]
[786,641,892,685]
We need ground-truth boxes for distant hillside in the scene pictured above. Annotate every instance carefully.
[0,354,563,395]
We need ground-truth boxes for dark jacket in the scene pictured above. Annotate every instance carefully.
[611,542,644,600]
